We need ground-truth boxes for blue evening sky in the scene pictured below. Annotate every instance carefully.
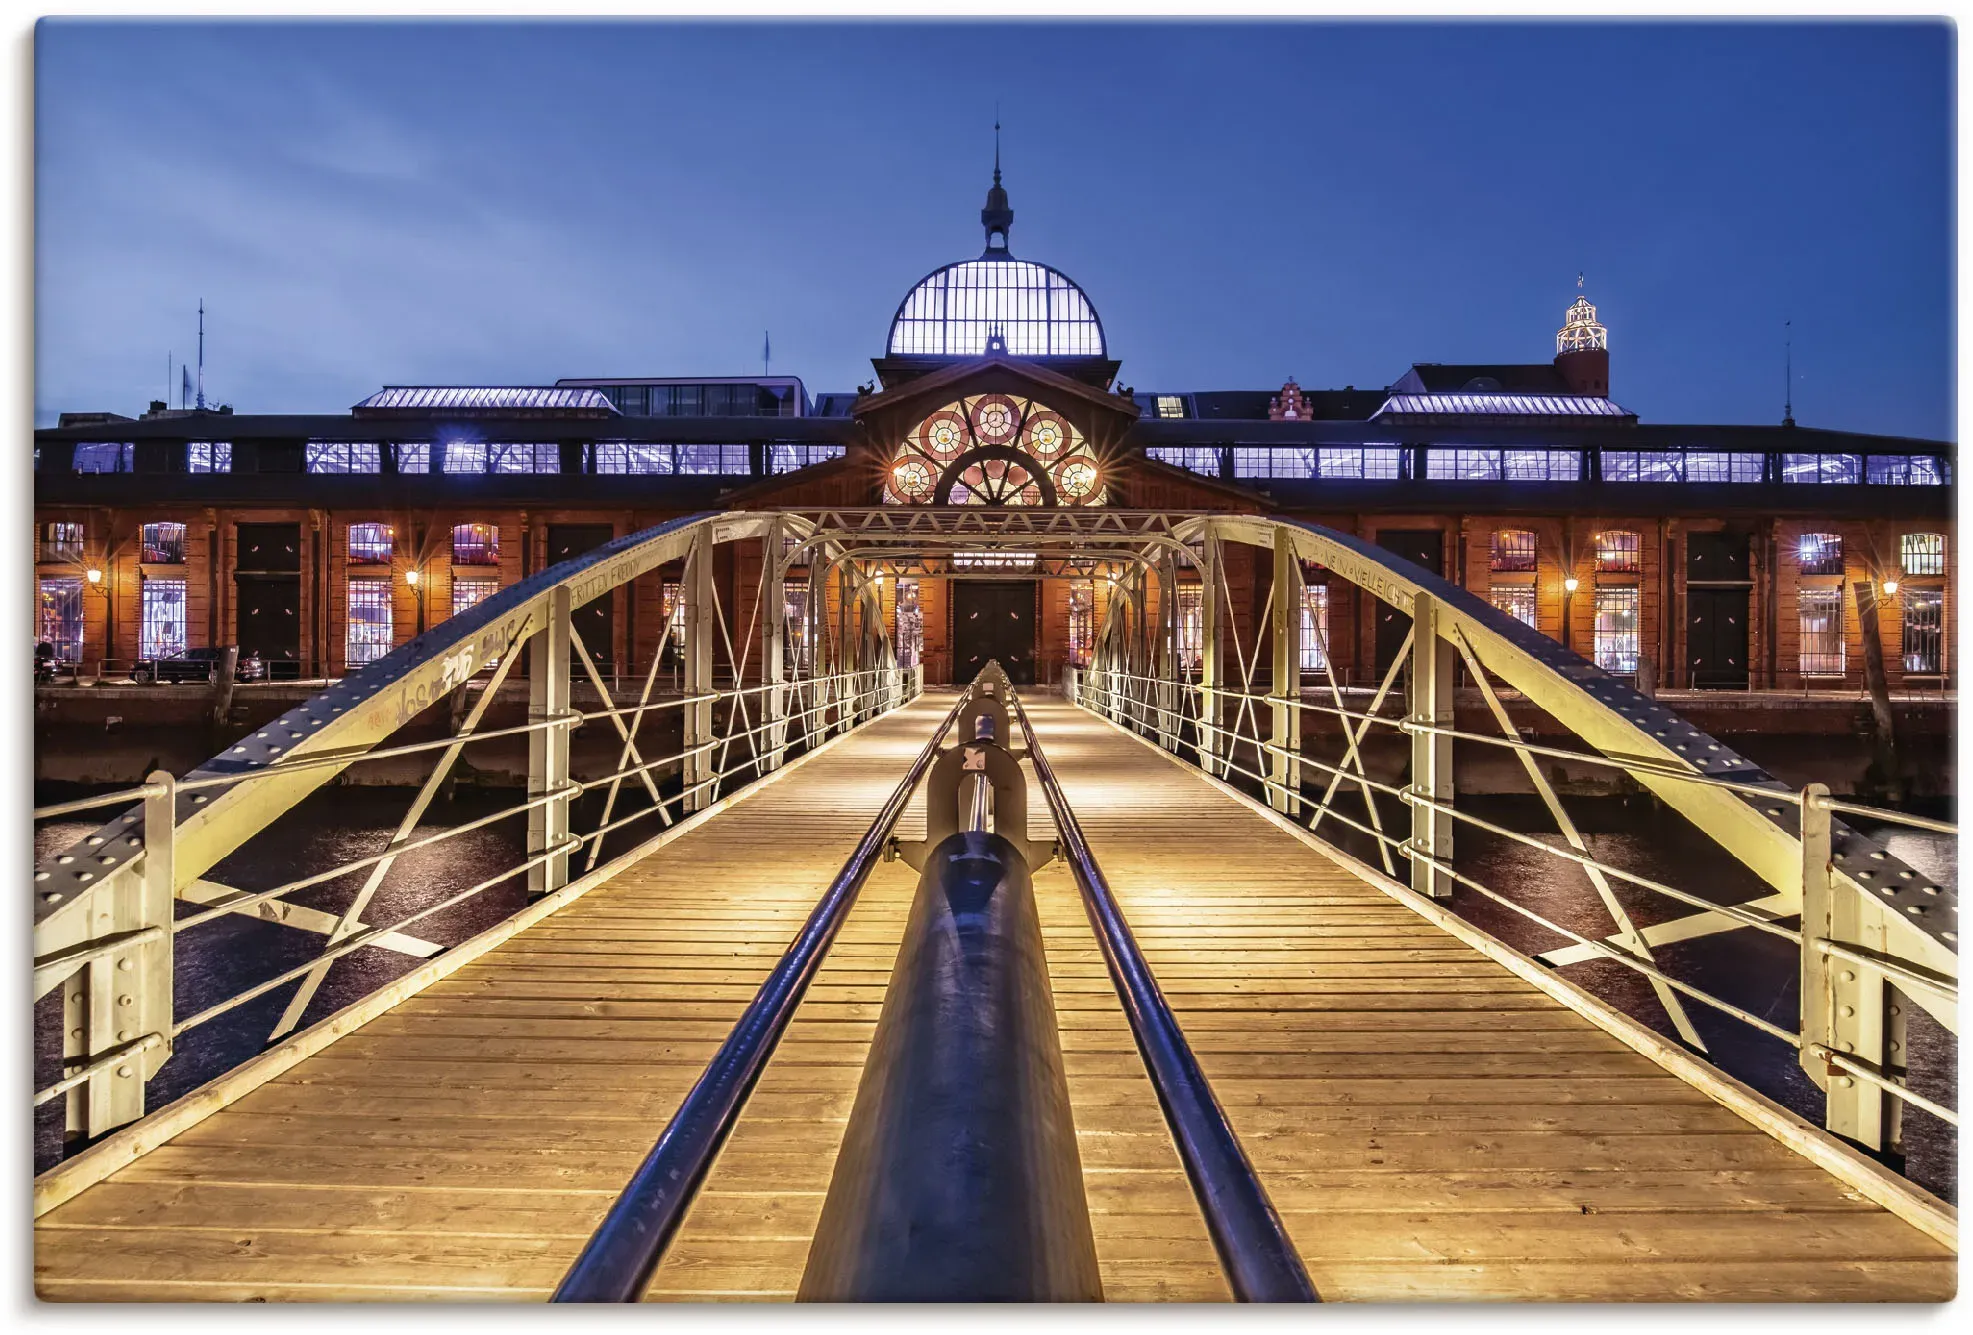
[34,19,1954,438]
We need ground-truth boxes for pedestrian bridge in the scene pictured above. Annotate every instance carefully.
[32,510,1957,1302]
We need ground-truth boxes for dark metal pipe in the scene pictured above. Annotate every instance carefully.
[1011,692,1320,1303]
[552,692,969,1302]
[797,831,1104,1302]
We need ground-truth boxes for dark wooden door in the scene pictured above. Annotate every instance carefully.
[952,580,1037,685]
[235,574,302,679]
[1687,588,1750,689]
[1374,529,1444,678]
[547,524,616,674]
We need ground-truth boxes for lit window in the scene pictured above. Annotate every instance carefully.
[1489,529,1537,573]
[1798,532,1844,576]
[139,578,187,659]
[594,443,674,474]
[1782,453,1862,484]
[442,440,489,473]
[1300,584,1330,671]
[348,523,393,563]
[1902,589,1944,674]
[894,578,923,669]
[37,577,83,661]
[1603,450,1763,483]
[452,577,498,618]
[187,442,231,473]
[1684,452,1766,483]
[1901,533,1945,576]
[1491,585,1537,628]
[1176,586,1203,672]
[1145,446,1222,475]
[346,578,394,667]
[73,443,133,473]
[393,443,430,473]
[307,442,383,474]
[40,522,84,563]
[487,443,560,474]
[1233,448,1318,479]
[1867,455,1950,485]
[677,444,751,475]
[1425,448,1579,481]
[451,523,500,566]
[141,522,187,564]
[1593,587,1639,674]
[1594,530,1641,574]
[1155,395,1186,419]
[661,581,686,655]
[784,587,809,674]
[888,258,1104,358]
[1318,447,1404,480]
[1798,588,1846,676]
[1068,580,1095,668]
[768,443,846,472]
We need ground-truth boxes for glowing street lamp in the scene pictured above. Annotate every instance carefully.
[85,567,102,585]
[405,568,420,587]
[1883,578,1901,596]
[1563,575,1580,594]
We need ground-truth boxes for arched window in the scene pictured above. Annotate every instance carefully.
[347,523,393,563]
[882,394,1106,507]
[451,523,500,566]
[1594,530,1640,573]
[1489,529,1537,572]
[1798,532,1844,576]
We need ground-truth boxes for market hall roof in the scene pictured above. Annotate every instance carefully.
[352,386,620,417]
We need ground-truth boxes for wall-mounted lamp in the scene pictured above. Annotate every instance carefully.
[1563,575,1580,594]
[1883,578,1900,596]
[85,567,103,585]
[405,568,420,588]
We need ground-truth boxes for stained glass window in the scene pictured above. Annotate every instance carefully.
[882,394,1104,507]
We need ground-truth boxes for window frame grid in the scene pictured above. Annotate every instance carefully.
[345,577,395,668]
[139,578,188,661]
[1594,529,1642,574]
[450,522,501,567]
[1592,585,1640,675]
[141,522,187,565]
[1797,532,1845,577]
[1901,533,1946,577]
[1901,588,1945,675]
[1798,587,1848,677]
[1489,529,1538,573]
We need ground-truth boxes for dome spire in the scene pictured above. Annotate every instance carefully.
[981,115,1013,254]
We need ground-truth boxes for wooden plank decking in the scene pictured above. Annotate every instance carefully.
[33,692,1956,1302]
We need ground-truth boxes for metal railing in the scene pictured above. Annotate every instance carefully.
[554,688,966,1301]
[1066,512,1957,1168]
[33,510,917,1149]
[1010,687,1319,1302]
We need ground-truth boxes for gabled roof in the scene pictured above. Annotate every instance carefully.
[853,350,1139,423]
[1392,363,1576,396]
[353,386,619,416]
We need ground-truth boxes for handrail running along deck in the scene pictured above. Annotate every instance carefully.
[1066,512,1955,1166]
[33,510,915,1145]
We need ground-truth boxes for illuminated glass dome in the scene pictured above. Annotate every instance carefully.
[885,154,1106,359]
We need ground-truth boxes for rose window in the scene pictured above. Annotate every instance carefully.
[882,394,1107,507]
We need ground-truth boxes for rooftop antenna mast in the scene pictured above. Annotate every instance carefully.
[1783,319,1794,427]
[763,330,771,378]
[195,299,207,412]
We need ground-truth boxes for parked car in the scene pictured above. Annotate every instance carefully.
[34,640,59,684]
[131,647,266,685]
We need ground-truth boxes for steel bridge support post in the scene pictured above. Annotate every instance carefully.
[1799,783,1898,1152]
[1406,592,1455,899]
[1269,531,1303,814]
[761,519,788,773]
[1156,553,1179,752]
[1197,533,1222,777]
[682,526,716,812]
[528,586,574,896]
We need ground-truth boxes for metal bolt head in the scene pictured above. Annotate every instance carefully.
[1835,1076,1854,1088]
[115,1065,132,1078]
[1839,970,1857,983]
[117,958,133,972]
[1839,1005,1855,1018]
[117,994,133,1007]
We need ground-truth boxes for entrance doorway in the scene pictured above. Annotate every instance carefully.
[1374,529,1444,678]
[235,521,303,679]
[1686,531,1751,689]
[952,580,1037,685]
